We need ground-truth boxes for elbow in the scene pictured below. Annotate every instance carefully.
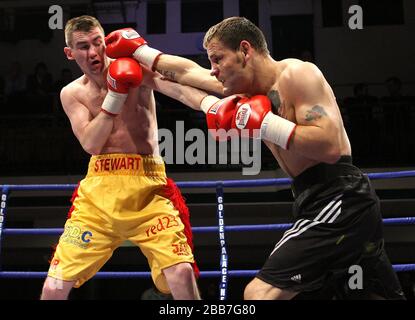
[82,142,102,155]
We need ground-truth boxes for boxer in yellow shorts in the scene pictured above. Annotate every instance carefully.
[41,16,209,300]
[48,154,196,294]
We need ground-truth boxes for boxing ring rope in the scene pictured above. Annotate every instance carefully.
[1,170,415,300]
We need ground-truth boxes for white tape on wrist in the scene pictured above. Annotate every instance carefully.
[200,95,220,113]
[101,91,128,116]
[260,112,296,149]
[132,45,162,69]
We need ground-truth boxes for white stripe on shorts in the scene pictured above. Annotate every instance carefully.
[269,193,343,256]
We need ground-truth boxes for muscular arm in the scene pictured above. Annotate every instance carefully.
[154,54,224,96]
[105,28,223,95]
[61,86,113,155]
[142,68,216,112]
[281,63,345,163]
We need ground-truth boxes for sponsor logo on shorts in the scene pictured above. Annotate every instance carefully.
[94,156,141,172]
[172,243,190,256]
[50,258,60,270]
[290,274,302,283]
[61,225,93,249]
[145,215,180,237]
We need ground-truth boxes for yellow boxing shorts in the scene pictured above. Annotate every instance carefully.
[47,154,196,294]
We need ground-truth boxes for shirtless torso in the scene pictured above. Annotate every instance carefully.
[61,72,159,155]
[262,58,351,177]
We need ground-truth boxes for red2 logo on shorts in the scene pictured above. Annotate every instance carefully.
[145,215,180,237]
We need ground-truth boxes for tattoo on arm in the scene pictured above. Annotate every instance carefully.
[158,69,176,81]
[267,90,281,114]
[305,105,327,121]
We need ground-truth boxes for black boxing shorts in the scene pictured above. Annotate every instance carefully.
[256,156,405,299]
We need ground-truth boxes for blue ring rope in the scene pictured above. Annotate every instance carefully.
[0,170,414,298]
[3,217,415,236]
[1,169,415,191]
[1,263,414,279]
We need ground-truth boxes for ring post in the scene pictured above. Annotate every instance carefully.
[216,182,228,300]
[0,186,10,271]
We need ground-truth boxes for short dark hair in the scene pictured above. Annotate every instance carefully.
[203,17,269,55]
[65,15,104,47]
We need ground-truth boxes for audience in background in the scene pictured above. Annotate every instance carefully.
[26,62,53,113]
[0,58,412,169]
[300,49,314,63]
[0,74,4,103]
[3,61,26,113]
[26,62,53,95]
[53,68,74,93]
[4,61,26,97]
[344,82,378,105]
[384,76,403,100]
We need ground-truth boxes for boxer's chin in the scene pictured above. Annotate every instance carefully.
[90,62,102,73]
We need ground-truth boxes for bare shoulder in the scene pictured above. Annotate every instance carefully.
[60,76,86,109]
[60,76,86,99]
[281,60,323,83]
[279,61,325,100]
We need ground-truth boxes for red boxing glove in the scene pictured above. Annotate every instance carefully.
[105,28,146,58]
[205,95,242,141]
[105,28,162,70]
[231,95,296,149]
[101,57,143,116]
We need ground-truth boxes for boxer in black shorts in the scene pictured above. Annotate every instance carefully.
[104,17,405,299]
[256,156,405,299]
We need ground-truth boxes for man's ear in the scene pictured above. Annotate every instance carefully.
[239,40,252,59]
[64,47,75,60]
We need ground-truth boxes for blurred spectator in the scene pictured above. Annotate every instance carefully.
[3,61,27,114]
[0,75,4,108]
[300,49,314,63]
[4,61,26,96]
[385,76,403,98]
[344,82,378,105]
[0,75,4,95]
[27,62,53,95]
[53,68,74,93]
[26,62,54,113]
[381,76,406,104]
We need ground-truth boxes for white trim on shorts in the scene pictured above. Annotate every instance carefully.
[269,194,343,256]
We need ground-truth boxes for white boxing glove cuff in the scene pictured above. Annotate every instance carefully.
[200,95,220,114]
[101,91,128,116]
[260,112,296,149]
[132,45,162,70]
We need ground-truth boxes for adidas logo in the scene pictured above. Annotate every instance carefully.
[290,274,302,283]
